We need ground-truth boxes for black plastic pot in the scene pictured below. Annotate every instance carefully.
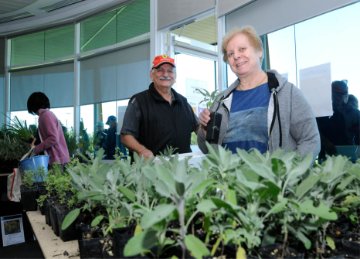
[342,233,360,256]
[78,236,113,259]
[55,204,78,242]
[113,225,135,258]
[20,185,38,211]
[78,237,104,259]
[44,199,51,226]
[49,201,59,236]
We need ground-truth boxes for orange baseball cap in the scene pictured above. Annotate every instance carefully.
[152,54,175,69]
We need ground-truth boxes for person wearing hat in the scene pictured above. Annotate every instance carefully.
[120,54,199,159]
[317,80,360,161]
[93,121,106,156]
[104,115,117,159]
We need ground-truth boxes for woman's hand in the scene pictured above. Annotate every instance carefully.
[31,138,36,149]
[199,108,211,128]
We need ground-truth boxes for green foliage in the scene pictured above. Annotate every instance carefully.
[63,127,77,157]
[194,88,219,109]
[6,116,34,143]
[0,117,32,161]
[60,144,360,258]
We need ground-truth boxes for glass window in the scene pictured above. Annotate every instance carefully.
[11,31,44,67]
[174,53,217,115]
[267,26,296,85]
[80,0,150,52]
[44,25,74,61]
[116,0,150,42]
[80,100,129,136]
[10,25,74,67]
[267,2,360,111]
[80,9,117,52]
[10,106,73,132]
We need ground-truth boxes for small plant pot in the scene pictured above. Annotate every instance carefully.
[55,204,78,242]
[78,237,113,259]
[44,199,51,225]
[49,202,59,236]
[20,185,38,211]
[113,225,135,258]
[78,237,104,259]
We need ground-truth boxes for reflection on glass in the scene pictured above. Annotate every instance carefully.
[267,2,360,102]
[174,53,216,116]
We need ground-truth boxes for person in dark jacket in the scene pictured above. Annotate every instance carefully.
[104,116,117,160]
[120,54,199,159]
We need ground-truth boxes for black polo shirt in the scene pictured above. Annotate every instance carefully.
[121,83,198,155]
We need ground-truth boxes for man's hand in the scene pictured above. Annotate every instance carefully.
[138,148,154,159]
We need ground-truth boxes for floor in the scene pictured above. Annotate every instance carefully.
[0,240,44,258]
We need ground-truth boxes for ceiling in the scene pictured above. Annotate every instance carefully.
[172,15,217,46]
[0,0,216,46]
[0,0,126,37]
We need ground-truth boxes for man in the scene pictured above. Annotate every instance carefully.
[121,54,199,159]
[93,121,106,156]
[317,80,360,161]
[104,115,117,159]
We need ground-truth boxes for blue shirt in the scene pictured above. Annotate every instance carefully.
[222,83,270,153]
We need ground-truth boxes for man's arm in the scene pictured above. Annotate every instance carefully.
[121,134,154,158]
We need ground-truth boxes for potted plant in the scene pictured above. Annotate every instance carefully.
[20,168,46,211]
[0,128,30,173]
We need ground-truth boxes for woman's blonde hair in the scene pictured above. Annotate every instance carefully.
[221,26,263,63]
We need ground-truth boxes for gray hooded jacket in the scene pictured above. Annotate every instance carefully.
[197,70,321,159]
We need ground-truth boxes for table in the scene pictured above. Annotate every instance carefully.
[26,210,79,259]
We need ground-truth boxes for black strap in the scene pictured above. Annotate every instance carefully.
[269,89,282,148]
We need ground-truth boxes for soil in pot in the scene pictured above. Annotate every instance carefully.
[256,243,304,259]
[78,224,113,258]
[78,237,110,259]
[341,233,360,257]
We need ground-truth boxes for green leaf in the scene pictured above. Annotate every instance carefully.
[185,234,210,259]
[124,229,158,256]
[196,199,216,214]
[91,215,104,227]
[175,181,185,196]
[141,204,176,229]
[225,188,237,206]
[326,236,336,250]
[61,208,80,230]
[295,173,321,199]
[187,178,214,197]
[266,198,288,216]
[300,200,337,220]
[295,230,312,249]
[211,197,239,220]
[118,186,136,202]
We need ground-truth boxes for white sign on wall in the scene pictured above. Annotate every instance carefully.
[299,63,332,117]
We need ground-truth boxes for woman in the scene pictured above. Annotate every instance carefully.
[197,26,320,159]
[27,92,70,167]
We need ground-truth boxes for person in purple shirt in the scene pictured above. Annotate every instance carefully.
[27,92,70,168]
